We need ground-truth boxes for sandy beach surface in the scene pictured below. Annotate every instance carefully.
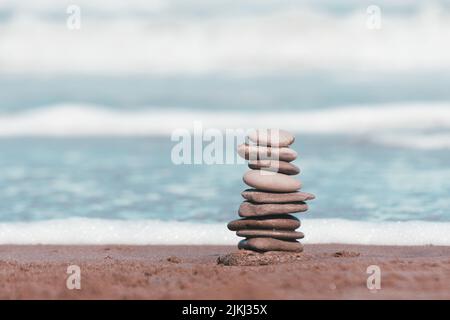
[0,244,449,300]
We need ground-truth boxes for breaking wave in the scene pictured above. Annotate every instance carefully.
[0,103,450,150]
[1,1,450,74]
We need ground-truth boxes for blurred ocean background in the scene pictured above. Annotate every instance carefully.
[0,0,450,245]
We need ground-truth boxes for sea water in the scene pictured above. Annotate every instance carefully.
[0,0,450,244]
[1,97,449,245]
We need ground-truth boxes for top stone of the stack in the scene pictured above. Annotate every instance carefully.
[248,129,295,147]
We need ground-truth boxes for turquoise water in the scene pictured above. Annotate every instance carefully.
[1,135,449,224]
[2,73,450,112]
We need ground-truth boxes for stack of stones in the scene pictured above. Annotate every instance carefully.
[228,129,315,253]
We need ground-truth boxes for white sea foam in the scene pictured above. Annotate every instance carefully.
[0,103,450,151]
[1,1,450,74]
[0,218,449,245]
[0,218,236,245]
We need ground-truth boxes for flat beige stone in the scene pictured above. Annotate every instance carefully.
[243,170,301,193]
[227,215,300,231]
[238,237,303,252]
[241,189,315,204]
[238,144,297,162]
[248,129,295,147]
[237,229,304,240]
[248,160,300,175]
[239,201,308,217]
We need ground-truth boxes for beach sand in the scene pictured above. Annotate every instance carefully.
[0,244,449,299]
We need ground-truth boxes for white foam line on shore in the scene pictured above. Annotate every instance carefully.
[0,218,449,246]
[302,219,450,246]
[0,218,237,245]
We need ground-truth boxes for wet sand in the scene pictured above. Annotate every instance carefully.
[0,244,449,299]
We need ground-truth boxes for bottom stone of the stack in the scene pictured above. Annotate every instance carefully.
[238,237,303,253]
[217,250,304,266]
